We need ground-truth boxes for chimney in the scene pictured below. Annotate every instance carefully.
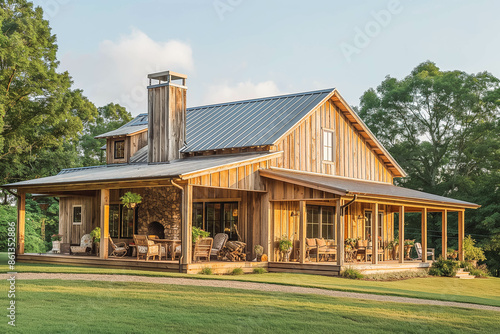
[147,71,187,163]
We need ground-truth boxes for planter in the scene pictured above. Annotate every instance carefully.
[405,245,413,260]
[51,240,61,253]
[95,242,100,257]
[392,245,399,260]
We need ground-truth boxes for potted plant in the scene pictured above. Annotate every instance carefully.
[345,238,358,248]
[254,244,264,261]
[463,235,486,268]
[90,227,101,256]
[447,248,458,260]
[120,192,142,209]
[404,239,414,260]
[278,235,293,262]
[51,234,63,253]
[391,238,399,260]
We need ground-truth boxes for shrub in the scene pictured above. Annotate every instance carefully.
[252,268,267,274]
[470,264,490,278]
[429,257,459,277]
[459,261,475,272]
[463,235,486,262]
[199,267,212,275]
[231,268,244,275]
[365,270,428,281]
[341,267,364,279]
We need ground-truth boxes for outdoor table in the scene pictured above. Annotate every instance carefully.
[153,239,181,260]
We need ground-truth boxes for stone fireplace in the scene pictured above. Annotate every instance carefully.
[138,187,181,240]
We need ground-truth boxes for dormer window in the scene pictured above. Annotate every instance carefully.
[323,129,335,162]
[114,140,125,159]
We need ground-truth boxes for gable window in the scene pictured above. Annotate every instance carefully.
[114,140,125,159]
[323,129,335,162]
[72,205,82,225]
[306,205,336,240]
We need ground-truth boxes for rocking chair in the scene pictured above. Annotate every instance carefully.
[109,237,129,257]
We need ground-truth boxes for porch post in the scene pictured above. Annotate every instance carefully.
[336,199,344,266]
[99,189,110,259]
[17,190,26,255]
[458,211,464,261]
[262,193,272,262]
[442,209,448,259]
[181,184,193,265]
[298,200,306,264]
[372,203,379,264]
[421,208,428,263]
[398,206,405,263]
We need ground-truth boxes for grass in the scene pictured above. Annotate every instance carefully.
[1,279,499,333]
[2,253,500,307]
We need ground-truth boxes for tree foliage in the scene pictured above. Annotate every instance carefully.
[359,61,500,275]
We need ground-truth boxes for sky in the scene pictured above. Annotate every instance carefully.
[31,0,500,116]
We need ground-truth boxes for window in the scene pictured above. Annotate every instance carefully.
[108,204,138,239]
[378,212,384,243]
[192,202,239,241]
[120,206,135,238]
[114,140,125,159]
[306,205,336,240]
[72,205,82,225]
[109,204,120,238]
[323,129,335,162]
[365,211,372,240]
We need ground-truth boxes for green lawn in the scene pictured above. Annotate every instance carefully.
[0,279,498,333]
[2,253,499,307]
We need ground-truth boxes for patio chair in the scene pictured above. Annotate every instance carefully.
[109,237,129,257]
[193,237,213,262]
[414,242,435,261]
[305,238,317,261]
[148,235,167,259]
[70,234,92,255]
[133,235,159,261]
[211,233,228,259]
[315,238,337,262]
[356,239,368,261]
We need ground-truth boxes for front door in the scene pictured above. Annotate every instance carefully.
[205,202,239,240]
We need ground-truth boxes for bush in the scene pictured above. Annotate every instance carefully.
[341,267,364,279]
[252,268,267,274]
[459,261,475,272]
[365,270,428,280]
[470,264,490,278]
[429,257,459,277]
[463,235,486,262]
[231,268,244,275]
[199,267,212,275]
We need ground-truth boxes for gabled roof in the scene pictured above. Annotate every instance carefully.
[94,113,148,138]
[260,168,479,209]
[3,152,280,188]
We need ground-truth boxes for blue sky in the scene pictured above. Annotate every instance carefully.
[32,0,500,115]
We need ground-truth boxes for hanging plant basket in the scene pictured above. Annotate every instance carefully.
[120,192,142,209]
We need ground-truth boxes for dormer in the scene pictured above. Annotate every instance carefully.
[95,113,149,164]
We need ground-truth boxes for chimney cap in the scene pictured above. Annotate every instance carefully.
[148,70,187,82]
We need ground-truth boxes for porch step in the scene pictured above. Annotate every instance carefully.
[455,269,474,279]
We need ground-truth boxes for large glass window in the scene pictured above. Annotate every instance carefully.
[121,206,135,238]
[192,202,204,230]
[323,129,334,162]
[109,204,120,238]
[378,212,384,243]
[307,205,336,240]
[194,202,239,240]
[365,211,372,240]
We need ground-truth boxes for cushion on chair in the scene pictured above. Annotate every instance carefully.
[175,245,181,253]
[70,246,88,253]
[212,233,228,251]
[137,246,148,253]
[115,247,126,252]
[316,238,326,247]
[306,238,316,247]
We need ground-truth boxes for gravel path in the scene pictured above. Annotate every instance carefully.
[4,272,500,312]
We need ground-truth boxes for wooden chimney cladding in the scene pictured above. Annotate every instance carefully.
[148,71,187,163]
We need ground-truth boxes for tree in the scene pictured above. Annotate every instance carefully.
[358,61,500,273]
[79,103,132,166]
[0,0,97,188]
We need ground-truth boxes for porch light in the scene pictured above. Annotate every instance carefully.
[290,211,299,217]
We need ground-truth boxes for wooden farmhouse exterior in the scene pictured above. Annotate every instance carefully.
[4,71,479,275]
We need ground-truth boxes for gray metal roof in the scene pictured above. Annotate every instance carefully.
[4,152,278,188]
[130,145,148,163]
[94,113,148,138]
[260,168,479,208]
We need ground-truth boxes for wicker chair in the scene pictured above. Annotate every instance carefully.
[148,235,167,260]
[133,235,159,261]
[193,237,213,262]
[70,234,93,255]
[211,233,228,259]
[315,238,337,262]
[109,237,129,257]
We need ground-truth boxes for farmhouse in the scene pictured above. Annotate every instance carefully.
[4,71,479,275]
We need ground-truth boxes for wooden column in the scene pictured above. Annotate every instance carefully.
[442,209,448,259]
[181,184,193,265]
[17,191,26,255]
[99,189,110,259]
[261,193,272,261]
[298,200,306,264]
[372,203,379,264]
[458,211,464,261]
[421,208,428,263]
[336,199,344,266]
[398,206,405,263]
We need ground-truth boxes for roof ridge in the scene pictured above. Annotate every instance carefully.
[186,88,335,111]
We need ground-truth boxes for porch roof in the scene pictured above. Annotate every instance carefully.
[3,152,279,189]
[260,168,480,209]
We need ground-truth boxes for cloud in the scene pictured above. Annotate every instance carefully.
[61,29,194,115]
[202,80,281,105]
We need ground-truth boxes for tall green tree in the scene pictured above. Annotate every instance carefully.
[359,61,500,274]
[0,0,97,187]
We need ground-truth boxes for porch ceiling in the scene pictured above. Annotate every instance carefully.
[260,168,480,210]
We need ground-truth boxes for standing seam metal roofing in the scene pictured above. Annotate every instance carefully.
[94,113,149,138]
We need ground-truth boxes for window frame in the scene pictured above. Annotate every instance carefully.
[72,205,82,225]
[306,205,336,240]
[114,140,125,159]
[322,128,335,163]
